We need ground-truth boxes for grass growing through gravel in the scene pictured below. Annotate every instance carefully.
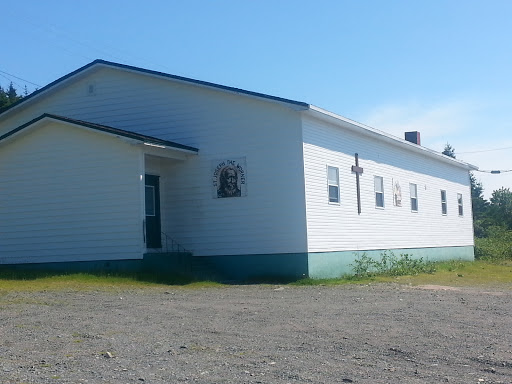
[391,259,512,286]
[0,270,223,292]
[292,260,512,287]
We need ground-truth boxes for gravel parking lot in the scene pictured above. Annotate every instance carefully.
[1,283,511,384]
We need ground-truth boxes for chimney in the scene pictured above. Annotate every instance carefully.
[405,131,421,145]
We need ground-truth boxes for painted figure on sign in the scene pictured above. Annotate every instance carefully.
[217,166,241,198]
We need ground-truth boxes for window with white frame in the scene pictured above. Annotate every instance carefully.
[441,190,447,215]
[327,166,339,204]
[410,183,418,212]
[457,193,463,216]
[374,176,384,208]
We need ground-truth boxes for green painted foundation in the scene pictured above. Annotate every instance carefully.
[193,253,309,282]
[307,245,475,279]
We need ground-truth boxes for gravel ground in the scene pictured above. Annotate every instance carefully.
[0,283,511,384]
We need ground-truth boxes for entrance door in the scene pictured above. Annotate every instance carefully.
[145,174,162,248]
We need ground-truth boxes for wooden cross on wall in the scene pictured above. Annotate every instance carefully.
[351,153,363,215]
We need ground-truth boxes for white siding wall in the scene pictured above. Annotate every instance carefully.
[303,114,474,253]
[0,121,144,264]
[0,68,308,257]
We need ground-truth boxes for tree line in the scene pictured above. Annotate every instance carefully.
[0,82,26,109]
[443,144,512,237]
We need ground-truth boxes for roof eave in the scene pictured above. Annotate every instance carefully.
[305,106,479,171]
[0,113,199,155]
[95,60,310,110]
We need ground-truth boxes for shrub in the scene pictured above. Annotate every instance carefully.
[351,251,436,278]
[351,252,378,277]
[474,226,512,262]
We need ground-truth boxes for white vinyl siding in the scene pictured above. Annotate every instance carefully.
[0,121,144,264]
[302,113,474,252]
[0,64,476,263]
[0,68,309,258]
[327,166,340,204]
[410,183,418,212]
[374,176,384,208]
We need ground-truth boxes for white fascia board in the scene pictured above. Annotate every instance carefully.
[140,142,197,160]
[306,105,479,171]
[136,142,198,160]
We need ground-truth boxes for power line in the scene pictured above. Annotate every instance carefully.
[0,69,42,88]
[475,169,512,174]
[0,73,26,91]
[458,146,512,154]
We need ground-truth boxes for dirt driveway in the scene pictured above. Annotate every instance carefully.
[1,283,511,383]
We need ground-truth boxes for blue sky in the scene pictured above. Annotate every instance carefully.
[3,0,511,197]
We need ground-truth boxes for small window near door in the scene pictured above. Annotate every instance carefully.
[145,185,156,216]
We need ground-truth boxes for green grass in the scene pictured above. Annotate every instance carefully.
[1,260,511,292]
[392,259,512,287]
[291,260,512,287]
[0,270,224,293]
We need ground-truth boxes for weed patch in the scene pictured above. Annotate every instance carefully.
[350,251,436,278]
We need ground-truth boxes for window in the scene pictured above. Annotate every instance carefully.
[374,176,384,208]
[457,193,463,216]
[441,190,447,215]
[327,166,339,204]
[410,183,418,212]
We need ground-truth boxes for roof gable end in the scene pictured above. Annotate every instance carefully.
[0,59,309,118]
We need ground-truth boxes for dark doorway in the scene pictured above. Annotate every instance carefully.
[145,174,161,248]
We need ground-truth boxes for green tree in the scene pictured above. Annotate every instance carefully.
[442,143,456,158]
[488,187,512,230]
[0,86,8,108]
[470,173,488,217]
[470,173,490,237]
[0,82,23,109]
[441,143,512,238]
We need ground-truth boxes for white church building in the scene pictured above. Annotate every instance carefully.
[0,60,477,280]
